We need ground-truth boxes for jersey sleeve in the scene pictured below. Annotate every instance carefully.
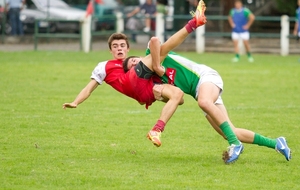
[145,41,151,55]
[91,61,107,85]
[145,48,151,55]
[140,4,146,11]
[243,8,252,18]
[229,9,234,16]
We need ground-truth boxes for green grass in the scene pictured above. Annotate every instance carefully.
[0,50,299,189]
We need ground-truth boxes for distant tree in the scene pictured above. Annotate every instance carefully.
[157,0,168,6]
[220,0,234,15]
[63,0,88,4]
[121,0,139,6]
[275,0,298,16]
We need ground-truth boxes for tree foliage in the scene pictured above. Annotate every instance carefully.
[120,0,139,6]
[275,0,297,16]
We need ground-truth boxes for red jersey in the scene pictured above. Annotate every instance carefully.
[123,68,157,108]
[91,60,157,108]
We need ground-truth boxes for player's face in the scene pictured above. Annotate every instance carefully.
[234,1,242,9]
[110,40,129,60]
[127,57,141,70]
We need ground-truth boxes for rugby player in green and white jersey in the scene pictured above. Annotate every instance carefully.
[293,0,300,39]
[228,0,255,62]
[122,2,291,164]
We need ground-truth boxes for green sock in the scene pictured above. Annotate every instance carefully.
[235,54,240,58]
[253,133,276,149]
[220,121,240,145]
[247,52,252,57]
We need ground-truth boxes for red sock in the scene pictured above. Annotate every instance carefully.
[185,18,197,33]
[152,120,166,132]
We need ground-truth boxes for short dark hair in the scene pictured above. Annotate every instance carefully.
[107,33,129,50]
[123,56,138,72]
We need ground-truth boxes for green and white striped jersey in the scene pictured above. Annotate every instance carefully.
[146,49,219,98]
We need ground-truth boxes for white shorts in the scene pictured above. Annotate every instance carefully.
[195,71,224,105]
[298,32,300,37]
[195,72,224,116]
[232,32,250,40]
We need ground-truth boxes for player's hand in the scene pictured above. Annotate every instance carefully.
[155,66,165,77]
[62,102,77,109]
[153,84,165,101]
[293,30,297,36]
[243,25,249,30]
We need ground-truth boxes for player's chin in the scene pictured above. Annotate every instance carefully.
[117,54,125,60]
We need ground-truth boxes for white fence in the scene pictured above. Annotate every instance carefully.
[82,13,294,56]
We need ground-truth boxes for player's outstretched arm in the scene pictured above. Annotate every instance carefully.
[63,79,98,109]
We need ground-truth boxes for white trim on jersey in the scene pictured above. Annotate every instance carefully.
[91,61,108,85]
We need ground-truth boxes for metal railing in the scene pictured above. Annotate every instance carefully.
[1,11,6,44]
[1,12,297,55]
[33,18,83,51]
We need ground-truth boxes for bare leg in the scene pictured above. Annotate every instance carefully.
[198,82,227,126]
[157,84,184,124]
[243,40,251,52]
[243,39,253,62]
[206,104,255,144]
[231,39,240,62]
[144,17,151,30]
[160,28,191,57]
[147,84,184,147]
[197,82,240,148]
[233,39,239,54]
[160,2,207,57]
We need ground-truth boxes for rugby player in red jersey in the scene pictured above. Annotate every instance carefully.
[62,33,184,144]
[62,1,207,148]
[62,33,170,109]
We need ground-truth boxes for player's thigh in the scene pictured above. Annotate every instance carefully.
[153,84,183,101]
[197,82,220,103]
[231,32,240,40]
[197,74,223,103]
[240,32,250,40]
[161,84,183,99]
[153,84,165,101]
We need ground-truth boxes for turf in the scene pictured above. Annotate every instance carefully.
[0,50,299,189]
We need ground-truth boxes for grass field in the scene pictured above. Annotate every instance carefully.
[0,50,299,189]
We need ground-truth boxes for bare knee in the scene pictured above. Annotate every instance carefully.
[172,87,184,105]
[153,85,184,105]
[150,36,160,44]
[198,99,212,111]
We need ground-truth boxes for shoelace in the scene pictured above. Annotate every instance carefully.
[227,145,235,156]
